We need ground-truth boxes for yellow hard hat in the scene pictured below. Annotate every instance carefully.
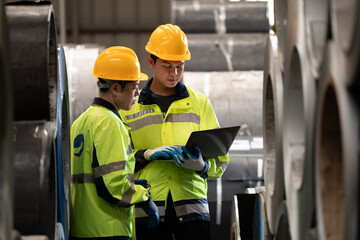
[145,24,191,61]
[91,46,148,81]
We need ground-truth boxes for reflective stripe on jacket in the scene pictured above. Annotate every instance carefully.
[70,98,149,239]
[119,79,229,223]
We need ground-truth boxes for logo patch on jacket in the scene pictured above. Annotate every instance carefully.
[73,134,84,157]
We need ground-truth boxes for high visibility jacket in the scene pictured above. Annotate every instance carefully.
[70,98,149,239]
[119,79,229,224]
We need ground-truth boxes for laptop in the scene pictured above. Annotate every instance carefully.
[185,126,241,158]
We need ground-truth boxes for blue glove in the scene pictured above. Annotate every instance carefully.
[174,146,206,171]
[134,179,150,189]
[143,145,181,160]
[142,194,159,229]
[134,179,147,185]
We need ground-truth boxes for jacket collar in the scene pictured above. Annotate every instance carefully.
[138,78,189,105]
[92,97,121,119]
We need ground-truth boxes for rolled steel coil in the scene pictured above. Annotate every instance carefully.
[173,2,217,33]
[186,33,267,71]
[13,121,57,238]
[304,0,329,79]
[63,44,102,124]
[0,0,13,239]
[183,71,264,136]
[315,41,359,240]
[274,201,291,240]
[274,0,288,71]
[262,34,285,235]
[56,44,71,240]
[282,0,317,239]
[6,1,58,121]
[173,1,269,34]
[225,2,269,33]
[330,0,360,88]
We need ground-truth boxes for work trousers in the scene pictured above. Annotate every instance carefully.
[135,193,211,240]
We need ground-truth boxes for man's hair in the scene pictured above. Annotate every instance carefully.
[150,54,158,64]
[98,78,129,92]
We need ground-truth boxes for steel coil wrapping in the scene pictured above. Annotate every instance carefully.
[274,201,291,240]
[63,44,102,124]
[282,0,317,239]
[315,41,359,240]
[173,1,269,34]
[330,0,360,88]
[56,44,70,240]
[186,33,267,71]
[263,34,284,235]
[6,1,58,122]
[0,0,13,239]
[274,0,288,71]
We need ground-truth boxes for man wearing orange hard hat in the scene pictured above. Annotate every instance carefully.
[120,24,229,240]
[70,46,159,239]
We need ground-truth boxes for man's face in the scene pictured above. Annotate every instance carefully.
[151,58,185,89]
[114,81,140,111]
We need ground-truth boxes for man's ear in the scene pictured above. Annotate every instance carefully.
[110,82,119,95]
[148,56,155,69]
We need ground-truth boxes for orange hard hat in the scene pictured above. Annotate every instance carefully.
[91,46,148,81]
[145,24,191,61]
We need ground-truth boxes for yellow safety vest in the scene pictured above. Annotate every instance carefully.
[70,98,149,239]
[119,79,229,224]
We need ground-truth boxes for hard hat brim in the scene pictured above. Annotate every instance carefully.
[91,71,148,81]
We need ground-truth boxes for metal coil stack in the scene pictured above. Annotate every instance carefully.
[174,1,269,71]
[5,1,70,239]
[262,0,360,239]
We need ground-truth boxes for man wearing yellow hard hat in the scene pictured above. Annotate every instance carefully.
[70,46,159,239]
[119,24,229,240]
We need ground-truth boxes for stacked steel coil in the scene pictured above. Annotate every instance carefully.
[173,1,269,33]
[173,1,269,71]
[5,1,70,239]
[263,34,284,235]
[262,0,360,239]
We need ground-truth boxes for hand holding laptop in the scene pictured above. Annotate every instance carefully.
[174,146,206,171]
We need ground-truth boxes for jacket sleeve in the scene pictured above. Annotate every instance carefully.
[93,116,149,206]
[199,96,230,179]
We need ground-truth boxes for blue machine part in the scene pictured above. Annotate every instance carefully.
[253,193,270,240]
[56,44,71,240]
